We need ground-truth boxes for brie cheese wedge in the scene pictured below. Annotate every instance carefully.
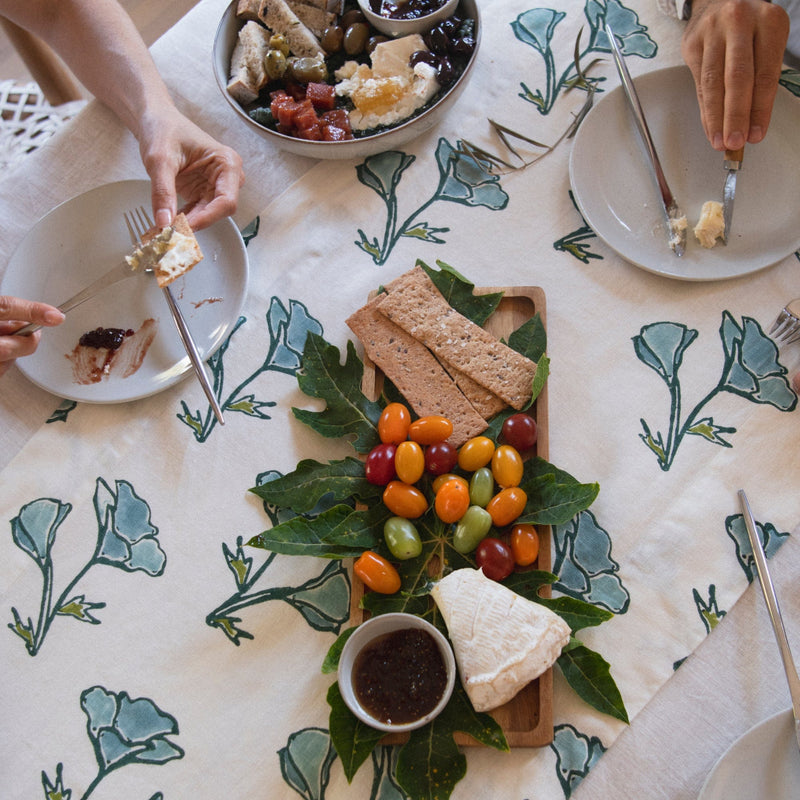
[430,568,571,712]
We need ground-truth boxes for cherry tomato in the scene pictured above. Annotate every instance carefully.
[354,551,401,594]
[491,444,524,488]
[453,505,493,553]
[457,436,495,471]
[384,517,423,560]
[365,443,397,486]
[501,413,538,452]
[469,467,494,507]
[475,537,515,581]
[378,402,412,445]
[486,486,528,527]
[382,480,428,519]
[432,473,468,494]
[434,477,470,523]
[425,441,457,476]
[395,440,425,484]
[510,523,539,566]
[408,415,453,445]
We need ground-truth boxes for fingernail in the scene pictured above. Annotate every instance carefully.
[749,125,763,142]
[712,132,723,150]
[728,131,745,150]
[155,208,172,229]
[44,309,65,325]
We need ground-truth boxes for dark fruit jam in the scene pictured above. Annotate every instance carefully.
[78,327,134,350]
[353,628,447,724]
[371,0,446,19]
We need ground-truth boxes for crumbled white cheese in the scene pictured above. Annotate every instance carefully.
[694,200,725,248]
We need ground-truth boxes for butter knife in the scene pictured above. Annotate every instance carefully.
[605,23,686,256]
[738,489,800,752]
[722,146,744,243]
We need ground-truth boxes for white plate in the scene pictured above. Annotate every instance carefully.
[698,708,800,799]
[0,180,248,403]
[569,66,800,281]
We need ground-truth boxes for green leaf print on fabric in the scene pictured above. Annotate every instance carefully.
[634,314,797,470]
[46,399,77,424]
[555,191,603,263]
[355,139,508,265]
[279,727,337,800]
[550,723,606,799]
[8,479,163,656]
[514,0,656,115]
[40,687,183,800]
[779,67,800,97]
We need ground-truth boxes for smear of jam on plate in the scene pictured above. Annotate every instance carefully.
[66,319,158,384]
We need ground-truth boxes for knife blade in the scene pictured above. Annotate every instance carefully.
[738,489,800,753]
[605,23,686,257]
[722,147,744,243]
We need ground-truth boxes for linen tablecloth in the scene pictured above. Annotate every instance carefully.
[2,1,799,798]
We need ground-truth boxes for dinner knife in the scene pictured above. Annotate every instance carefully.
[722,147,744,243]
[605,23,686,257]
[738,489,800,752]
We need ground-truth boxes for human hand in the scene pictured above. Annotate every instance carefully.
[682,0,789,150]
[137,107,245,232]
[0,296,64,377]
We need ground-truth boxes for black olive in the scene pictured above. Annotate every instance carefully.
[437,55,456,86]
[424,24,450,54]
[366,34,389,55]
[409,49,439,69]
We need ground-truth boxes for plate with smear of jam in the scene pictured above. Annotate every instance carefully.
[1,180,248,404]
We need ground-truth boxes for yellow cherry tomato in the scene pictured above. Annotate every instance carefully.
[491,444,524,488]
[434,477,470,524]
[354,551,401,594]
[486,486,528,527]
[378,402,411,445]
[394,440,425,484]
[382,480,428,519]
[408,415,453,445]
[457,436,495,471]
[432,473,469,494]
[510,523,540,566]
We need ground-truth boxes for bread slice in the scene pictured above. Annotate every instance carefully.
[346,296,488,447]
[377,267,537,410]
[258,0,325,59]
[227,20,272,104]
[236,0,262,20]
[286,0,335,37]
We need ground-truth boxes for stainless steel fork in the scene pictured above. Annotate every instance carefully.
[124,207,224,425]
[770,298,800,346]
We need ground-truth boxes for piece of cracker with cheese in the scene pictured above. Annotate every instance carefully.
[127,213,203,289]
[346,296,488,447]
[377,266,537,410]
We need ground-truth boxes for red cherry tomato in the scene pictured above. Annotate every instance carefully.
[510,523,540,566]
[475,537,515,581]
[501,413,538,452]
[434,477,470,524]
[378,402,412,445]
[382,480,428,519]
[365,443,397,486]
[395,440,425,484]
[354,551,401,594]
[408,415,453,445]
[425,441,457,475]
[486,487,528,527]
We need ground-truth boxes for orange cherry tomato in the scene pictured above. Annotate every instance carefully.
[486,487,528,527]
[434,477,470,524]
[457,436,495,471]
[378,402,412,445]
[510,523,540,566]
[354,551,401,594]
[408,415,453,445]
[491,445,524,488]
[382,480,428,519]
[395,440,425,484]
[432,473,469,494]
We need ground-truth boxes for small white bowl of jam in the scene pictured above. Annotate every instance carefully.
[338,612,456,732]
[356,0,459,38]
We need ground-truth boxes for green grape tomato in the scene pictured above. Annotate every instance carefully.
[383,516,422,560]
[469,467,494,507]
[452,505,493,554]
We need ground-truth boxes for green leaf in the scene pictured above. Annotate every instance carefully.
[249,457,381,514]
[419,261,503,326]
[557,641,629,723]
[247,504,387,557]
[292,333,383,454]
[322,626,357,674]
[517,457,599,525]
[534,596,614,631]
[327,682,385,782]
[508,314,547,362]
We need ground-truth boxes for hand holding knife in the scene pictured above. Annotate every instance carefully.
[722,146,744,243]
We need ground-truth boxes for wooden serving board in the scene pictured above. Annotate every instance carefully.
[352,286,552,748]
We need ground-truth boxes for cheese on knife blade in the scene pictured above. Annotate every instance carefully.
[431,568,570,712]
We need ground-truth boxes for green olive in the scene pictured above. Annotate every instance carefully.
[343,22,369,56]
[288,56,328,84]
[320,24,344,54]
[366,35,389,55]
[264,49,288,80]
[269,33,290,57]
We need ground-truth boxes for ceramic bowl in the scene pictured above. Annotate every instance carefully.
[356,0,459,38]
[212,0,480,160]
[337,612,456,733]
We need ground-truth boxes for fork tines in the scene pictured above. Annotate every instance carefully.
[769,308,800,345]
